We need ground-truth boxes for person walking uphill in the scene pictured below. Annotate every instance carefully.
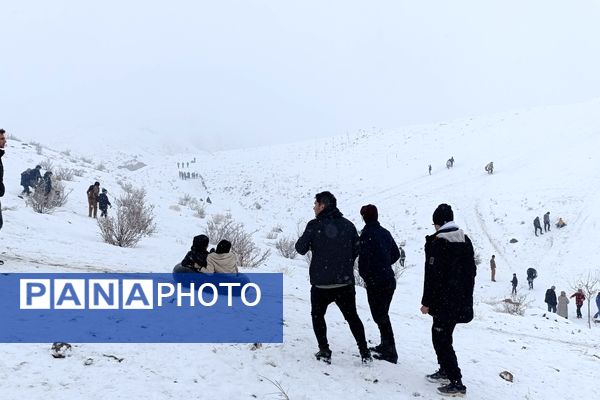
[570,289,586,319]
[295,191,371,364]
[97,188,112,218]
[86,182,100,218]
[545,286,557,313]
[557,291,569,319]
[358,204,400,364]
[421,204,476,396]
[511,274,518,295]
[534,216,543,236]
[543,212,551,232]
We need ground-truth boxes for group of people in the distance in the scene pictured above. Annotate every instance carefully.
[294,193,475,397]
[533,211,566,237]
[544,286,599,320]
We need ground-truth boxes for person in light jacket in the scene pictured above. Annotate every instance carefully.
[557,291,569,319]
[205,239,238,274]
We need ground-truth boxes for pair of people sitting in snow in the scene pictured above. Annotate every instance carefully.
[174,234,238,274]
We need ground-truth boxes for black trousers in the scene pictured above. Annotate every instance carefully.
[366,281,396,347]
[547,304,557,313]
[576,305,583,318]
[544,221,550,232]
[432,317,461,382]
[535,226,543,236]
[311,285,368,352]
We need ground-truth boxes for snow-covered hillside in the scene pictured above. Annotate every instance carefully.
[1,99,600,399]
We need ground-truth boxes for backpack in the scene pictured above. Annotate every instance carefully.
[20,169,31,185]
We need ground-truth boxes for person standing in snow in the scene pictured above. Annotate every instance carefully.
[399,246,406,267]
[295,191,371,364]
[593,292,600,319]
[421,203,476,396]
[42,171,53,196]
[490,255,497,282]
[526,268,537,290]
[533,216,543,236]
[511,273,518,295]
[0,129,6,265]
[428,164,432,175]
[543,211,551,232]
[570,289,586,319]
[86,181,100,218]
[557,291,569,319]
[358,204,400,364]
[97,188,112,217]
[545,286,557,313]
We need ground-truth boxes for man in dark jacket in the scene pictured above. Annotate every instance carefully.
[420,204,476,396]
[358,204,400,363]
[296,191,371,364]
[97,188,112,217]
[511,273,518,295]
[545,286,557,313]
[21,165,42,195]
[543,212,551,232]
[533,216,543,236]
[0,130,5,265]
[174,234,213,273]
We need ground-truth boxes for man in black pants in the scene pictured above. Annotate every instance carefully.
[358,204,400,363]
[421,204,476,396]
[296,191,371,364]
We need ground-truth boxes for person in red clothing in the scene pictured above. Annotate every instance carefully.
[570,289,586,319]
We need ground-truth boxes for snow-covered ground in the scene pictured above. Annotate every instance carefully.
[2,99,600,399]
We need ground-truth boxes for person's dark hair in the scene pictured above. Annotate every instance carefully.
[0,129,5,134]
[35,165,41,169]
[216,239,232,254]
[315,191,337,209]
[432,203,454,226]
[94,181,100,186]
[360,204,378,223]
[192,234,210,252]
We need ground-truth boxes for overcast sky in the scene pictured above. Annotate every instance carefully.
[2,0,600,150]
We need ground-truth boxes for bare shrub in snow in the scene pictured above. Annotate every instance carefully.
[95,162,106,171]
[61,149,71,157]
[178,194,193,206]
[54,166,75,181]
[206,213,270,268]
[98,188,156,247]
[39,158,54,171]
[81,156,93,164]
[275,236,297,259]
[117,180,134,194]
[30,141,43,155]
[26,180,71,214]
[500,292,532,316]
[193,203,206,219]
[72,169,85,177]
[266,231,278,240]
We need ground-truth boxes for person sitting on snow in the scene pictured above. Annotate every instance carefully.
[556,218,567,228]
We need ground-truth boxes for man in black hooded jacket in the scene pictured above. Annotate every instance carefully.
[421,203,476,396]
[358,204,400,363]
[296,191,371,364]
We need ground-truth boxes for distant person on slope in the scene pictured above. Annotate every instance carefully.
[490,255,496,282]
[570,289,585,319]
[556,218,567,229]
[97,188,112,218]
[0,129,6,265]
[421,204,476,397]
[533,216,543,236]
[593,292,600,319]
[428,164,432,175]
[557,291,569,319]
[399,246,406,267]
[295,191,371,364]
[511,273,518,295]
[526,268,537,290]
[543,211,551,232]
[358,204,400,364]
[86,181,100,218]
[484,162,494,174]
[544,286,557,313]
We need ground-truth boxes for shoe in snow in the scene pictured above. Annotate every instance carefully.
[437,381,467,397]
[426,369,449,384]
[360,349,373,364]
[315,349,332,364]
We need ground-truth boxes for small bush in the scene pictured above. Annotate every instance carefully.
[206,213,270,268]
[117,180,134,193]
[39,158,54,171]
[81,156,93,164]
[30,141,43,155]
[61,149,71,156]
[193,203,206,219]
[500,292,532,316]
[26,180,71,214]
[178,194,193,206]
[98,187,156,247]
[54,167,75,181]
[275,236,297,259]
[266,231,278,240]
[73,169,85,177]
[96,163,106,171]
